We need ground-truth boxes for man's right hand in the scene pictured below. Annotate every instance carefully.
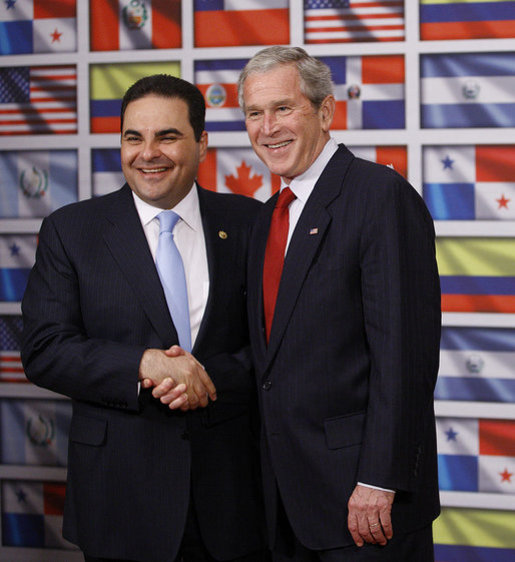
[139,347,216,410]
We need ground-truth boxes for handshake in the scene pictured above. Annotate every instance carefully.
[138,346,216,411]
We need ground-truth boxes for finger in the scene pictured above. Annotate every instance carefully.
[379,506,393,540]
[164,345,185,357]
[368,521,385,545]
[197,368,217,401]
[347,513,364,547]
[167,393,189,410]
[159,384,187,405]
[141,378,154,389]
[357,516,375,545]
[152,377,176,399]
[192,379,209,407]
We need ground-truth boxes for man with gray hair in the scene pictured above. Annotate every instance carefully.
[238,46,441,560]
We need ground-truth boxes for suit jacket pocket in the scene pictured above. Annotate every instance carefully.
[69,414,107,446]
[324,411,365,450]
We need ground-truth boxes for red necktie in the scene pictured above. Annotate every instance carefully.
[263,187,296,343]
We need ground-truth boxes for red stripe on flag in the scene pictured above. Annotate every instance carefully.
[152,0,182,48]
[307,36,402,43]
[376,146,407,179]
[476,146,515,183]
[44,483,66,516]
[330,101,347,130]
[420,21,515,41]
[91,116,120,134]
[197,149,217,192]
[441,294,515,313]
[34,0,76,18]
[194,10,289,48]
[479,419,515,456]
[90,0,119,51]
[362,55,404,84]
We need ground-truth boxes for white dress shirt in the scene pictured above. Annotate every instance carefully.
[280,137,394,495]
[132,185,209,347]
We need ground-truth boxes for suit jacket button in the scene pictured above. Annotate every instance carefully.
[262,380,272,391]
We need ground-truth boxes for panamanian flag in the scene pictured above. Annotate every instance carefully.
[437,237,515,313]
[90,0,181,51]
[195,59,247,133]
[421,52,515,128]
[436,326,515,403]
[321,55,405,129]
[437,417,515,494]
[423,145,515,220]
[0,235,37,302]
[0,150,77,218]
[194,0,289,48]
[0,399,71,466]
[2,480,76,549]
[90,61,180,134]
[420,0,515,41]
[0,0,76,55]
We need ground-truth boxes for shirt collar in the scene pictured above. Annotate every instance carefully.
[131,183,202,231]
[280,137,339,203]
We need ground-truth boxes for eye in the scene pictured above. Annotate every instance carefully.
[246,110,261,120]
[124,136,141,143]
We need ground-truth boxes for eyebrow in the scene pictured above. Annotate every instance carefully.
[122,128,184,138]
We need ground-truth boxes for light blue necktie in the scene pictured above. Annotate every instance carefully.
[155,210,192,352]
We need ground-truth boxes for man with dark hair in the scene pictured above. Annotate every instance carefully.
[238,46,441,561]
[21,74,266,562]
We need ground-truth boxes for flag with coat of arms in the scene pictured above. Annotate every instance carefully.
[0,0,76,54]
[90,0,181,51]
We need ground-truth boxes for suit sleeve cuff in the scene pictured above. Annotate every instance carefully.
[357,482,395,493]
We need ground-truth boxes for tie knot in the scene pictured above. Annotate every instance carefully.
[276,187,295,209]
[158,210,180,234]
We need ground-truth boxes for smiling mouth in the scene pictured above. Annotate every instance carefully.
[266,140,292,149]
[140,167,168,174]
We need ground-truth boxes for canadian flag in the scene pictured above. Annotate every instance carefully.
[197,147,280,201]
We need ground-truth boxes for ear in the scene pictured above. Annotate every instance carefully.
[198,130,208,163]
[319,95,335,133]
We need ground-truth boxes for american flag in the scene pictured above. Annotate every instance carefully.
[0,65,77,135]
[0,351,26,383]
[304,0,405,43]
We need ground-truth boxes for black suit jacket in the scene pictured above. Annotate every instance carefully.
[21,184,265,561]
[247,145,441,549]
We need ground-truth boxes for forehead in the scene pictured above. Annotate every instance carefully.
[243,64,305,106]
[123,95,190,130]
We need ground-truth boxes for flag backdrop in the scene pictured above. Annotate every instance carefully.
[304,0,405,43]
[1,2,515,559]
[90,61,180,133]
[423,145,515,220]
[437,327,515,403]
[90,0,181,51]
[0,316,25,384]
[0,65,77,135]
[194,0,289,48]
[437,238,515,313]
[0,0,77,55]
[1,480,76,549]
[420,0,515,41]
[0,149,77,218]
[421,52,515,128]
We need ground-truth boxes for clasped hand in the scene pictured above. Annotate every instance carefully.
[139,346,216,411]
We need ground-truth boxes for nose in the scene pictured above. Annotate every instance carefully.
[141,140,161,161]
[261,111,278,136]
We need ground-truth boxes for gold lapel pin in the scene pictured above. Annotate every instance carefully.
[218,230,228,239]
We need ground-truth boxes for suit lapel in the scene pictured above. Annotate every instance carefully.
[263,145,355,370]
[101,185,179,346]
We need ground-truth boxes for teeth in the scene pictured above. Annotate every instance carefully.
[268,141,291,149]
[141,168,167,174]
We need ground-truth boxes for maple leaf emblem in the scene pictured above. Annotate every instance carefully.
[225,161,263,198]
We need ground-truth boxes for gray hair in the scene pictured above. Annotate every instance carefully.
[237,46,334,110]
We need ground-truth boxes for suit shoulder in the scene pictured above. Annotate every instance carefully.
[200,189,263,219]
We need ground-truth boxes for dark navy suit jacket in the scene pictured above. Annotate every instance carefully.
[247,145,441,549]
[22,184,265,561]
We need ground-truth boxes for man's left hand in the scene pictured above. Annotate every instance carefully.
[347,484,394,547]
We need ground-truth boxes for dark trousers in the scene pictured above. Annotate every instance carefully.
[84,496,268,562]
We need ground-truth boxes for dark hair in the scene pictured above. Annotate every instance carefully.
[120,74,206,141]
